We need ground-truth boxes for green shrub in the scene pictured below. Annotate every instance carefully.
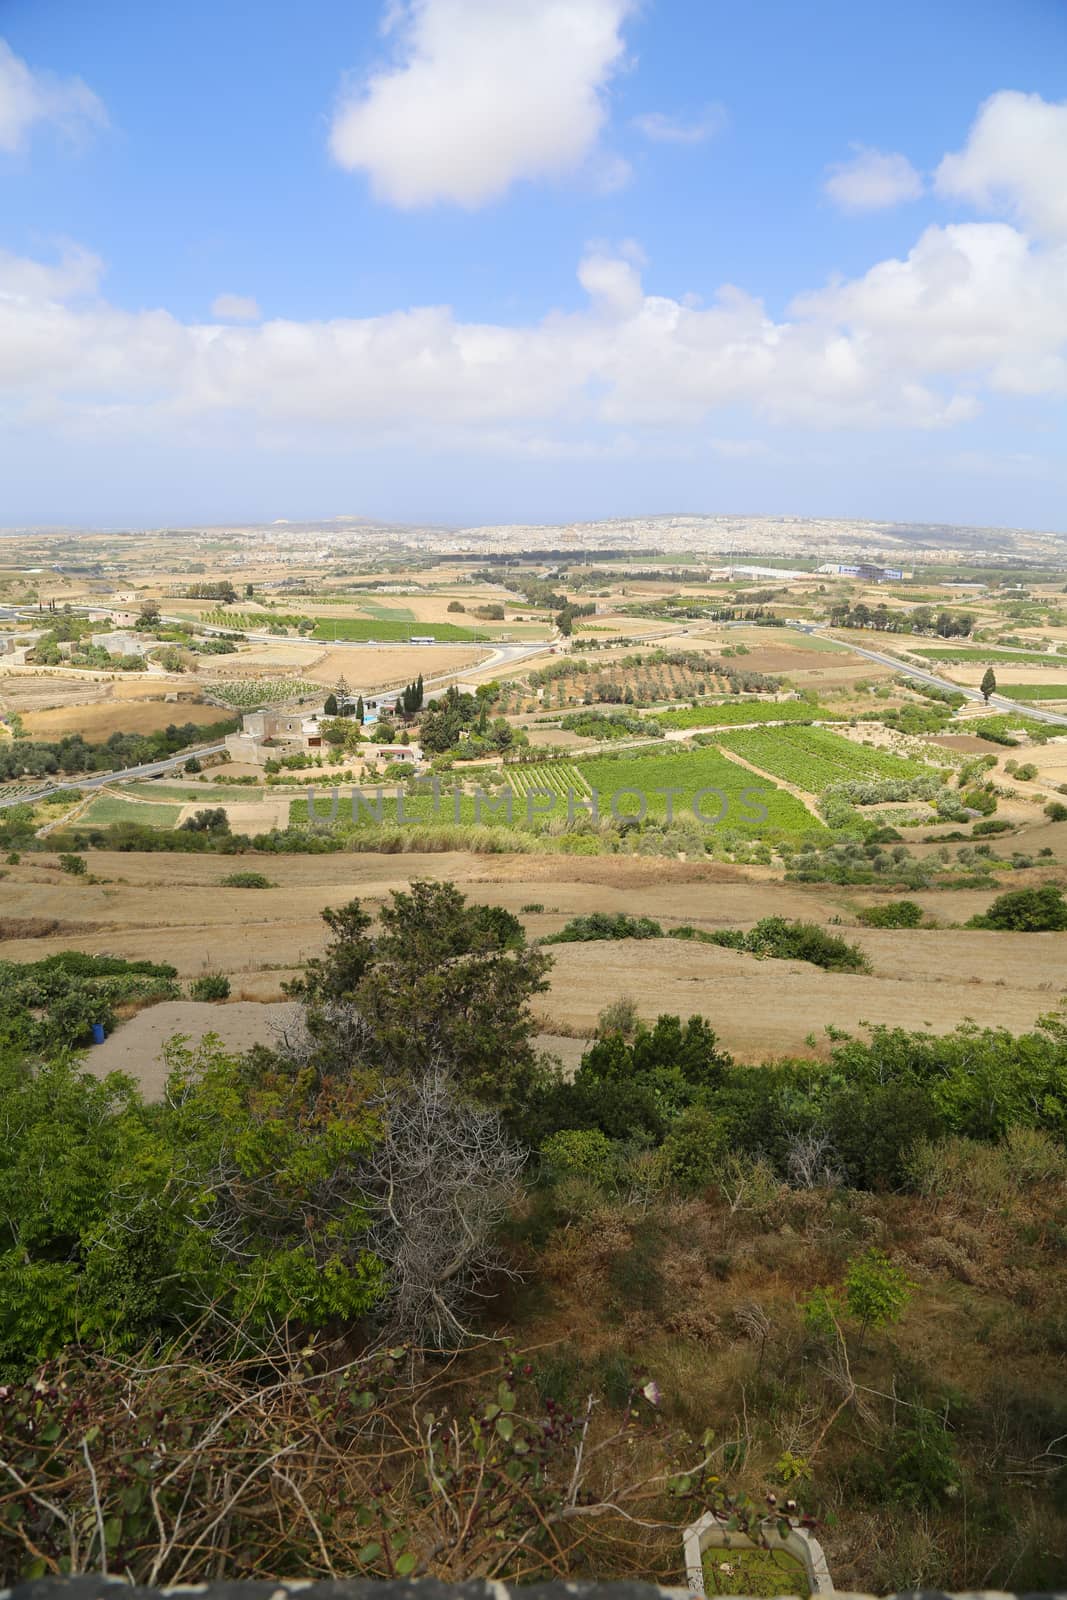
[966,884,1067,931]
[220,871,273,888]
[58,852,87,876]
[1045,800,1067,822]
[741,917,870,972]
[542,911,664,943]
[855,900,923,929]
[540,1128,617,1185]
[845,1248,913,1333]
[189,972,231,1000]
[972,817,1012,835]
[889,1417,960,1509]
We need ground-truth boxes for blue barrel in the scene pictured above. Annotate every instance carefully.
[91,1022,106,1045]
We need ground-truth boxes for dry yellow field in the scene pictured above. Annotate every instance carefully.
[2,849,1064,1063]
[303,645,491,687]
[23,697,229,739]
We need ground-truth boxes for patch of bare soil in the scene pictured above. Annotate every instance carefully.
[929,734,993,753]
[85,1000,301,1098]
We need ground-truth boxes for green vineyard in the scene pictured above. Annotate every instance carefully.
[712,725,931,791]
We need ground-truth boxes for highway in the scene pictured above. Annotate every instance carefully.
[823,635,1067,728]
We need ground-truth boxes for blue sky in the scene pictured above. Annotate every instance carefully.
[1,0,1066,531]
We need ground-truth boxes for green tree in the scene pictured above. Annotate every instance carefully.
[980,665,997,702]
[844,1248,912,1335]
[289,883,550,1121]
[323,692,339,715]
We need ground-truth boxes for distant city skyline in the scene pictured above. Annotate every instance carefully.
[1,1,1066,531]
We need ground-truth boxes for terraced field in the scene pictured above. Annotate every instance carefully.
[712,725,932,791]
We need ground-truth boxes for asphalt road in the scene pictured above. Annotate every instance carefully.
[0,744,230,810]
[825,636,1067,728]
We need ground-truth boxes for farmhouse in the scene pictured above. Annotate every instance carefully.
[224,707,327,764]
[90,630,153,658]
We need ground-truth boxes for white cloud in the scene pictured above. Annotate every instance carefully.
[8,78,1067,456]
[0,37,106,153]
[936,90,1067,240]
[0,242,102,301]
[211,293,261,322]
[824,144,924,211]
[632,105,727,145]
[7,219,1064,450]
[328,0,634,207]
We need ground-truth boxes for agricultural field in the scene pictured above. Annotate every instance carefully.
[203,677,322,708]
[506,761,592,797]
[574,744,818,833]
[712,725,934,791]
[21,697,230,740]
[312,617,490,643]
[291,744,816,839]
[80,794,183,828]
[493,651,777,715]
[908,645,1067,666]
[998,683,1067,701]
[655,700,835,730]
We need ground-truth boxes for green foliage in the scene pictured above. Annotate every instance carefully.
[856,900,923,928]
[189,972,231,1000]
[844,1248,912,1332]
[679,917,870,972]
[542,911,664,943]
[220,870,274,887]
[540,1128,618,1185]
[967,884,1067,931]
[802,1285,845,1340]
[889,1417,960,1509]
[179,806,230,833]
[1046,800,1067,821]
[58,852,86,876]
[288,881,548,1122]
[0,952,179,1054]
[559,709,662,740]
[0,1029,387,1375]
[714,724,930,790]
[657,700,829,730]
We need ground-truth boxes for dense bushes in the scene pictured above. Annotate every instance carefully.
[856,900,924,928]
[527,1013,1067,1192]
[966,884,1067,931]
[541,911,868,971]
[694,917,870,972]
[542,912,664,943]
[0,951,179,1053]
